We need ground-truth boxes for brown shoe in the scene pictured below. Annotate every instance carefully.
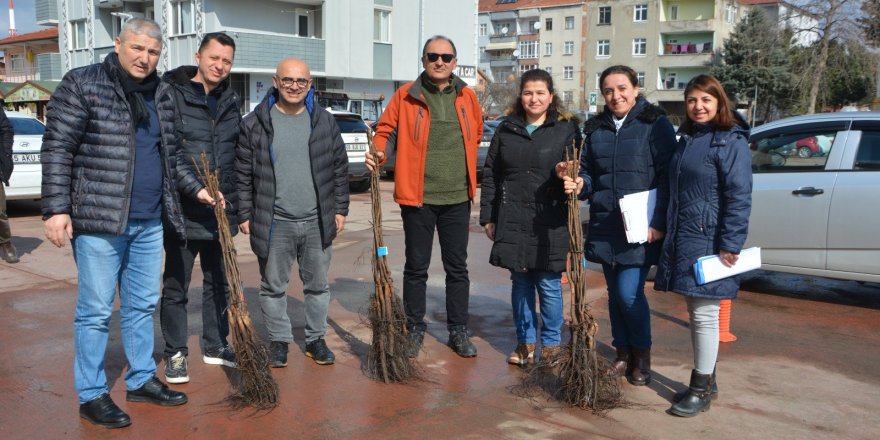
[507,343,535,365]
[540,345,562,365]
[629,348,652,386]
[605,346,631,378]
[0,242,19,264]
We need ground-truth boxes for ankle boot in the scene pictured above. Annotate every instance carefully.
[606,347,630,378]
[628,348,651,386]
[673,368,718,402]
[670,370,712,417]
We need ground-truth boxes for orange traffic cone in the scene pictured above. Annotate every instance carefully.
[719,299,737,342]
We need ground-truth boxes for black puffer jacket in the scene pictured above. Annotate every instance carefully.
[236,88,349,258]
[480,111,581,272]
[654,121,752,299]
[40,57,185,236]
[0,111,13,185]
[159,66,241,240]
[579,97,676,266]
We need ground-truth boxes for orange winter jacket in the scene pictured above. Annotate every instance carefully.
[374,75,483,207]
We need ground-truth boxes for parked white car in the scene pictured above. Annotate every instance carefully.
[745,112,880,283]
[329,110,371,192]
[4,111,45,200]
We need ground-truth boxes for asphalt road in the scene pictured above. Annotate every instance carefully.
[1,180,878,439]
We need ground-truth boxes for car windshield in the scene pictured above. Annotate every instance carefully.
[8,117,46,135]
[334,115,368,134]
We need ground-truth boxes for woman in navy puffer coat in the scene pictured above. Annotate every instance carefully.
[654,75,752,417]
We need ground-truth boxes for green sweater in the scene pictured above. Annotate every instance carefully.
[421,74,469,205]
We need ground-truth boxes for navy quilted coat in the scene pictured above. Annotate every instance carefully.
[479,111,581,273]
[653,121,752,299]
[236,88,350,258]
[579,97,677,266]
[40,57,185,237]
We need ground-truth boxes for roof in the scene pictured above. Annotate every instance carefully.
[479,0,585,13]
[0,28,59,47]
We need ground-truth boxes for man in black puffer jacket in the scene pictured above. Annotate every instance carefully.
[41,19,187,429]
[157,32,241,385]
[236,58,349,368]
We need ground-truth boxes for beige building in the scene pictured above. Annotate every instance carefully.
[585,0,742,121]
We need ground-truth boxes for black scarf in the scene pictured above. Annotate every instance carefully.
[103,52,160,125]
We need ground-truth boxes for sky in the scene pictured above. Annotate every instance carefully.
[1,1,42,37]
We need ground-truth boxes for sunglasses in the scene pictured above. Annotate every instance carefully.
[275,76,311,88]
[425,52,455,63]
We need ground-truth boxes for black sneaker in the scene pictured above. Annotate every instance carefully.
[164,351,189,384]
[269,341,289,368]
[447,326,477,358]
[305,338,336,365]
[203,345,236,368]
[406,326,426,359]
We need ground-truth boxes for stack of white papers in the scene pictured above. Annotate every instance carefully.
[693,247,762,285]
[619,189,656,244]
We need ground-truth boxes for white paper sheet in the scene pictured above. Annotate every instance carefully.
[619,189,656,244]
[693,247,762,285]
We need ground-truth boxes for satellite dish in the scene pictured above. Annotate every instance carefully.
[501,26,509,35]
[512,49,521,57]
[533,22,541,30]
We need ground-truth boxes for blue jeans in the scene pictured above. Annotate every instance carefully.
[510,270,563,346]
[602,264,651,350]
[72,218,163,404]
[257,219,332,343]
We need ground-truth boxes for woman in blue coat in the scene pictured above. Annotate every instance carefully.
[654,75,752,417]
[480,69,581,365]
[561,65,677,385]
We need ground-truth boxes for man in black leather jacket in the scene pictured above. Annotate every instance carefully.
[158,32,241,385]
[41,18,187,429]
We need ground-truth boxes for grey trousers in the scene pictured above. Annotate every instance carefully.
[257,218,332,343]
[687,297,721,375]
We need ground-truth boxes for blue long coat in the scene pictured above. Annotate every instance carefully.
[654,121,752,299]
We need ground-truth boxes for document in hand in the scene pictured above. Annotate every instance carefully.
[693,247,762,285]
[619,189,656,244]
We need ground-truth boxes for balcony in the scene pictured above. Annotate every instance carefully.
[657,52,713,68]
[659,19,713,34]
[232,32,326,72]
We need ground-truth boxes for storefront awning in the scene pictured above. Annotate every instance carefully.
[485,41,517,51]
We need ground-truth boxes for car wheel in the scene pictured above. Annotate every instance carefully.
[350,180,371,193]
[797,146,812,158]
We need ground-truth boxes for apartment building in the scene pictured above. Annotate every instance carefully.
[478,0,587,114]
[44,0,478,113]
[585,0,741,121]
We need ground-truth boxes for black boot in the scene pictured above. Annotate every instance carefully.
[605,346,630,378]
[670,370,712,417]
[673,369,718,402]
[628,348,651,386]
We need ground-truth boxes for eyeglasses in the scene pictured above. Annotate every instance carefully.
[425,53,455,63]
[275,76,311,88]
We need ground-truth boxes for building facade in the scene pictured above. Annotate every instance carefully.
[478,0,587,115]
[46,0,478,113]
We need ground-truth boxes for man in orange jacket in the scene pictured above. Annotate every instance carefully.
[367,35,483,358]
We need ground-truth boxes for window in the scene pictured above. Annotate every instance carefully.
[519,64,538,75]
[9,54,24,72]
[544,66,552,75]
[544,42,553,56]
[374,9,391,43]
[595,73,601,89]
[854,130,880,170]
[518,40,539,59]
[70,20,87,49]
[563,91,573,104]
[597,40,610,57]
[632,38,646,56]
[670,5,679,20]
[144,7,155,21]
[634,4,648,22]
[637,72,645,87]
[664,72,677,89]
[564,66,574,80]
[171,0,194,36]
[751,129,838,173]
[529,21,538,33]
[564,41,574,55]
[725,4,737,23]
[565,16,575,29]
[479,24,488,36]
[599,6,611,25]
[545,17,553,30]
